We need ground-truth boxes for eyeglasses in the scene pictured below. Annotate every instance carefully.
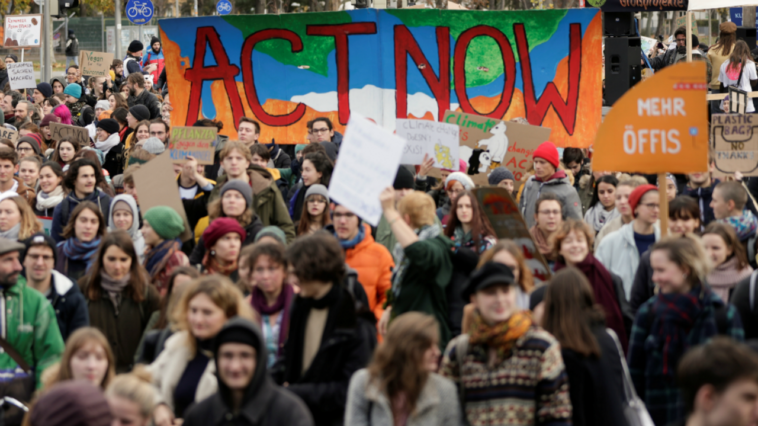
[538,209,561,216]
[67,71,78,76]
[16,147,32,153]
[312,128,330,134]
[333,212,356,220]
[640,203,660,210]
[676,37,687,44]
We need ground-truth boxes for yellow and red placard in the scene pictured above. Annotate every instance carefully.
[593,62,708,174]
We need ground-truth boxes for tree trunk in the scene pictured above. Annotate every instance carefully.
[655,11,666,38]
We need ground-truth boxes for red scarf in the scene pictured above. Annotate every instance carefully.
[555,254,629,352]
[202,252,238,277]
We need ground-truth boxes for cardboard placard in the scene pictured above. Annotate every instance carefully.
[592,62,709,174]
[132,151,193,242]
[396,119,459,170]
[443,110,552,184]
[168,127,217,165]
[49,122,90,145]
[0,127,18,144]
[78,50,115,77]
[7,62,35,90]
[328,114,405,226]
[3,15,41,47]
[711,114,758,177]
[474,187,551,284]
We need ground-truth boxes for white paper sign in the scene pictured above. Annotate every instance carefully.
[7,62,36,90]
[3,15,42,48]
[396,119,460,169]
[329,114,405,226]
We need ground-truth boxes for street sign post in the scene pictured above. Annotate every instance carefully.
[216,0,232,15]
[125,0,153,25]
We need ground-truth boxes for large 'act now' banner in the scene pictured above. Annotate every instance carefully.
[159,8,601,147]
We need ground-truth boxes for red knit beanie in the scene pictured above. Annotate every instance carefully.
[628,184,658,216]
[203,217,246,250]
[533,142,560,168]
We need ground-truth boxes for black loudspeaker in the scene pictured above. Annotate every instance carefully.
[604,12,636,37]
[605,37,642,106]
[737,27,757,49]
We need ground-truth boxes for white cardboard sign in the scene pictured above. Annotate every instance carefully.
[396,119,459,170]
[3,15,42,48]
[7,62,36,90]
[329,114,405,226]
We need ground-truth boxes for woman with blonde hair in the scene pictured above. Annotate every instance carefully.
[0,194,42,240]
[106,371,157,426]
[42,327,116,390]
[345,312,460,426]
[148,274,255,426]
[708,22,737,111]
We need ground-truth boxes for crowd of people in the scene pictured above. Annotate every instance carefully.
[0,30,756,426]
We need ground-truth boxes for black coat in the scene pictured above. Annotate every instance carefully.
[128,88,161,120]
[447,246,479,336]
[731,272,758,340]
[630,251,654,315]
[41,270,89,341]
[189,216,264,265]
[54,245,90,282]
[103,143,124,178]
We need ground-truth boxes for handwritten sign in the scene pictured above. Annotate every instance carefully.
[78,50,115,77]
[3,15,41,47]
[168,127,217,165]
[0,127,18,144]
[396,119,459,170]
[329,114,405,226]
[49,122,90,145]
[7,62,35,90]
[711,114,758,176]
[475,187,551,284]
[593,62,709,174]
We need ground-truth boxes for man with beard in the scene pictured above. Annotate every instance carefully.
[126,73,160,119]
[650,28,712,80]
[2,90,21,127]
[142,37,165,89]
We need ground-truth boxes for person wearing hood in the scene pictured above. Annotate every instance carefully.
[182,317,314,426]
[34,82,53,106]
[96,118,124,178]
[109,194,146,264]
[519,141,582,229]
[143,36,165,88]
[50,76,67,94]
[65,29,80,68]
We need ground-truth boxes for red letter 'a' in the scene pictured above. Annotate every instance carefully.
[183,27,244,127]
[453,26,516,119]
[241,29,306,127]
[515,23,581,135]
[394,25,450,121]
[307,23,377,125]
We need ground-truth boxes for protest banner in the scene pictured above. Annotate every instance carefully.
[159,9,602,148]
[0,126,18,144]
[396,119,459,172]
[37,216,53,236]
[329,114,405,226]
[443,110,551,185]
[474,187,551,283]
[168,127,217,165]
[133,151,193,242]
[7,62,35,90]
[49,122,90,146]
[3,15,41,47]
[711,114,758,177]
[78,50,115,77]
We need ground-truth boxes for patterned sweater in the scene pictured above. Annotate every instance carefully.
[440,326,572,426]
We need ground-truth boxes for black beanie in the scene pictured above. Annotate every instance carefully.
[97,118,119,135]
[213,320,261,355]
[393,166,414,190]
[129,105,150,122]
[128,40,144,53]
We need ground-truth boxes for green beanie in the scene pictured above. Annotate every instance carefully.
[254,226,287,245]
[143,206,185,240]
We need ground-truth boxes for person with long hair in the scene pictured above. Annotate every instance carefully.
[719,40,758,112]
[541,268,628,426]
[628,237,745,426]
[199,217,244,279]
[54,201,106,280]
[141,206,189,295]
[440,262,571,425]
[42,95,60,116]
[0,194,42,240]
[109,92,128,112]
[108,194,146,263]
[290,151,333,223]
[53,103,72,125]
[147,275,254,425]
[82,230,160,373]
[444,190,496,255]
[583,174,619,233]
[345,312,460,426]
[51,138,79,171]
[106,371,157,426]
[244,241,296,368]
[296,184,331,236]
[438,172,475,224]
[552,219,632,351]
[703,222,753,302]
[123,119,151,169]
[41,327,116,391]
[530,192,565,264]
[709,22,737,110]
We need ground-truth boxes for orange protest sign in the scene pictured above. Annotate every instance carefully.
[592,62,709,174]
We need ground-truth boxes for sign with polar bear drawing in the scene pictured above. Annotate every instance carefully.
[396,119,459,170]
[444,110,552,185]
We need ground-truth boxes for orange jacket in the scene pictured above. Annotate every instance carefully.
[344,223,394,322]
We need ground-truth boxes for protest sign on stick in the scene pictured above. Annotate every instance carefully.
[396,119,459,170]
[78,50,115,77]
[7,62,35,90]
[474,187,551,284]
[49,122,90,146]
[168,127,217,165]
[711,114,758,177]
[3,15,41,47]
[133,151,193,242]
[329,114,405,226]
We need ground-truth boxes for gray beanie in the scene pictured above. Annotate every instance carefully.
[142,137,165,155]
[305,184,330,203]
[220,180,253,208]
[488,167,515,186]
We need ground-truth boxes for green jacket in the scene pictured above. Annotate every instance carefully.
[377,215,443,262]
[1,276,65,388]
[387,234,453,350]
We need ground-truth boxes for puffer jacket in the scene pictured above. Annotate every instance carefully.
[595,222,661,300]
[519,170,583,229]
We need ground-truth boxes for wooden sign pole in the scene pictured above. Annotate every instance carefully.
[658,172,669,237]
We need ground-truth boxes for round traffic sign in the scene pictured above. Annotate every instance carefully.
[125,0,154,25]
[216,0,232,15]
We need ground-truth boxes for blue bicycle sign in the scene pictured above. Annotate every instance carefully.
[126,0,154,24]
[216,0,232,15]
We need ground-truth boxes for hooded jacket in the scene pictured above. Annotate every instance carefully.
[19,272,89,342]
[183,318,314,426]
[51,188,112,243]
[595,222,661,300]
[519,170,583,229]
[108,194,146,263]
